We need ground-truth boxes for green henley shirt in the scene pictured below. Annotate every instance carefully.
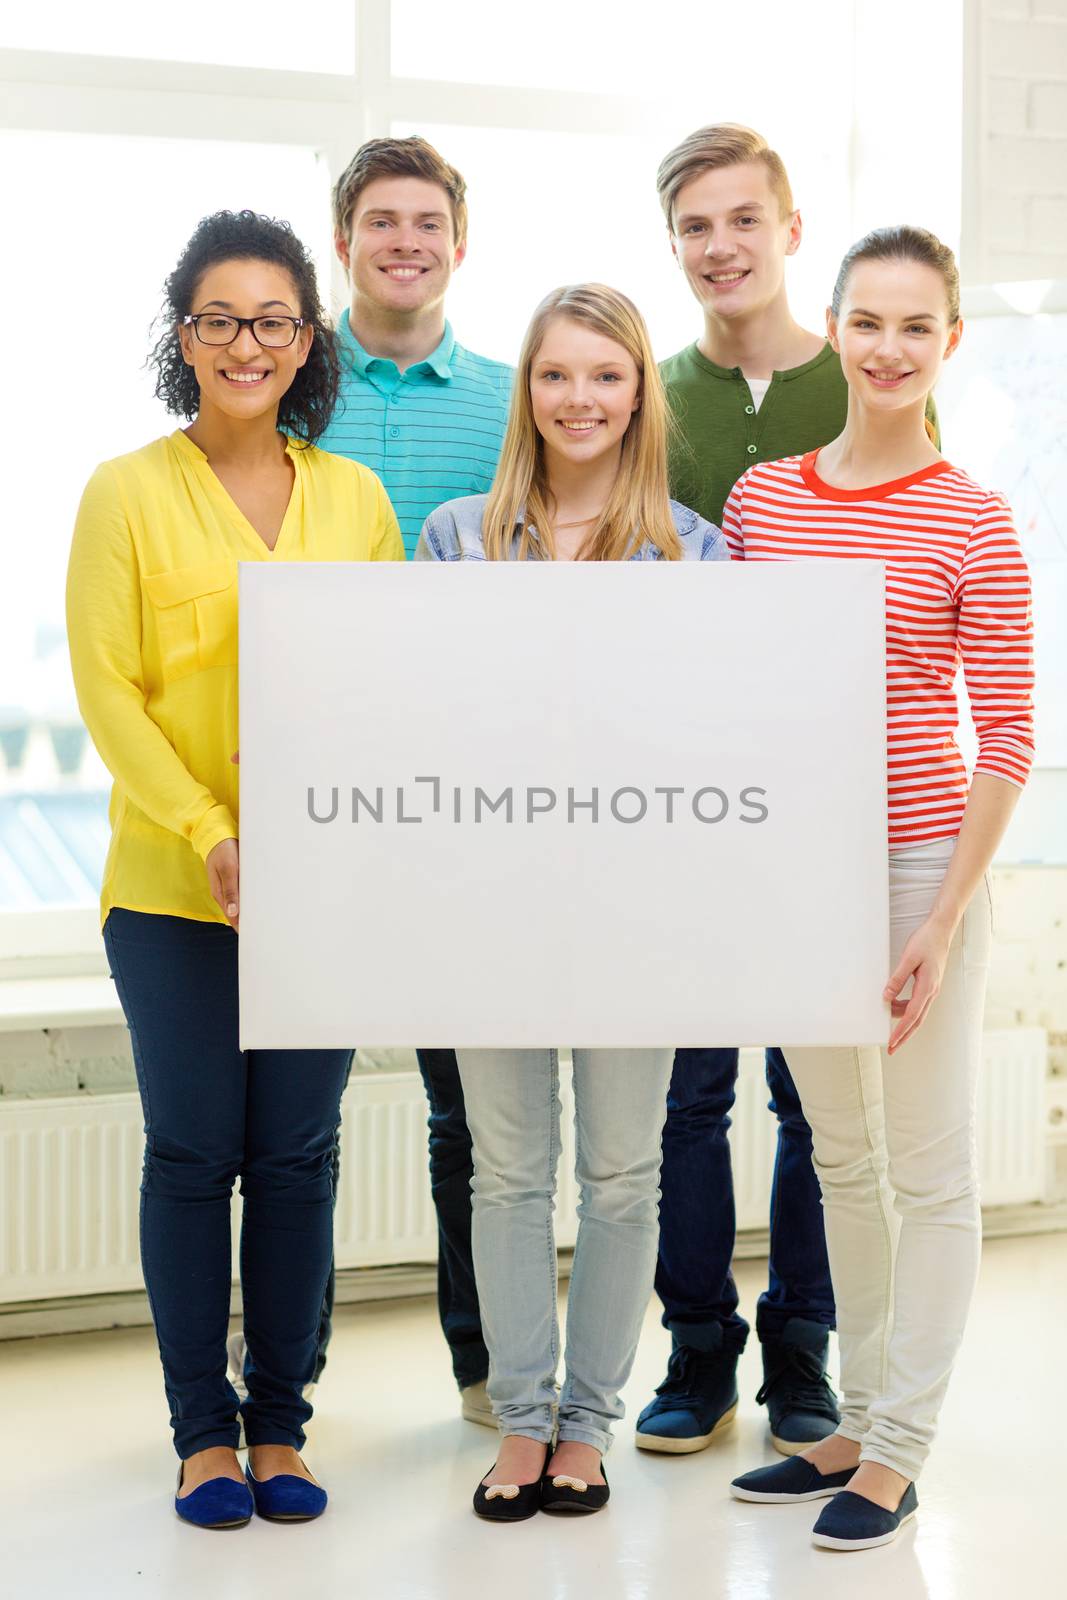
[660,339,939,529]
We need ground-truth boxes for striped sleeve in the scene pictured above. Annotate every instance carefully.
[721,473,747,560]
[955,491,1035,787]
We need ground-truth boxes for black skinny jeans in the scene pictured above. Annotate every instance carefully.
[105,908,351,1458]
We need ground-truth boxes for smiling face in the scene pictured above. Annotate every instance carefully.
[670,160,800,322]
[336,175,465,317]
[828,258,962,413]
[178,258,312,422]
[529,315,641,472]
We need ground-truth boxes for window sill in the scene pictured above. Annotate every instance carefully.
[0,975,121,1034]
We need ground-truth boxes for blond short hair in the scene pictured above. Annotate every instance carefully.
[656,124,794,230]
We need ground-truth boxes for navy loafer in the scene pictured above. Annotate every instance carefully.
[812,1483,918,1550]
[245,1462,328,1522]
[174,1465,253,1529]
[731,1455,857,1503]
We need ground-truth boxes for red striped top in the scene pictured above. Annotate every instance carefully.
[722,451,1035,849]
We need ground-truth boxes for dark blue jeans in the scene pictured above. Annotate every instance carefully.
[312,1049,489,1389]
[414,1048,489,1388]
[104,909,351,1459]
[656,1047,835,1352]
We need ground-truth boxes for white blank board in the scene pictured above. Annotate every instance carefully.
[239,561,889,1049]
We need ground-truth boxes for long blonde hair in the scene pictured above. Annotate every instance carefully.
[482,284,682,562]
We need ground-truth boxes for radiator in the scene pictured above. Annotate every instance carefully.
[0,1030,1049,1305]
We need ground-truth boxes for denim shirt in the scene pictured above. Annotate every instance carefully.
[413,494,728,563]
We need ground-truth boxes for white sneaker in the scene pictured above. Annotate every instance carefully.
[460,1379,497,1428]
[227,1332,248,1450]
[227,1333,249,1404]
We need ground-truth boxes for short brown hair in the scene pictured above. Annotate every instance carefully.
[332,135,468,249]
[656,124,794,230]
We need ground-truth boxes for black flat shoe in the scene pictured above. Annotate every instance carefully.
[540,1461,610,1514]
[473,1443,551,1522]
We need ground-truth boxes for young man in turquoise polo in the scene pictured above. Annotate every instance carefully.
[321,136,511,1422]
[638,123,938,1459]
[229,137,511,1428]
[318,134,512,555]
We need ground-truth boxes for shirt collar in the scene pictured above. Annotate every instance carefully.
[337,309,455,380]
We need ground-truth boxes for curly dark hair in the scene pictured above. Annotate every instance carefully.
[149,210,339,446]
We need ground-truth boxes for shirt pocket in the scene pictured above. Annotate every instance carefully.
[142,560,238,682]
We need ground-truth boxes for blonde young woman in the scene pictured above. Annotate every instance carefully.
[415,284,727,1520]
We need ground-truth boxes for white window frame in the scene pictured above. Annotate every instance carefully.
[1,0,960,967]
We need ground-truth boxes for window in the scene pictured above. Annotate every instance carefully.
[0,0,965,932]
[392,0,825,99]
[0,1,357,74]
[0,130,330,909]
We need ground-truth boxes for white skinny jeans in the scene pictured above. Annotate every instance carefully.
[782,838,992,1481]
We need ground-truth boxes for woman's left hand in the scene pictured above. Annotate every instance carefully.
[883,916,955,1055]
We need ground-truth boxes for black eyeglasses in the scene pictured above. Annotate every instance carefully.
[183,313,306,348]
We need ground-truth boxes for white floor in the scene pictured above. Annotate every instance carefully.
[3,1234,1065,1600]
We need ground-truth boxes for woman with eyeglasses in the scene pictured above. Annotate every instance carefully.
[66,210,402,1530]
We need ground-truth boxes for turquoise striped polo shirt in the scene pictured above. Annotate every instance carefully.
[317,311,513,558]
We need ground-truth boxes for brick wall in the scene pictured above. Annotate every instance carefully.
[0,1025,134,1099]
[964,0,1067,280]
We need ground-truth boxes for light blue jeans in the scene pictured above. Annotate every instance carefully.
[454,1046,675,1454]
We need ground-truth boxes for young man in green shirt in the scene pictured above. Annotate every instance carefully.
[639,125,937,1460]
[659,123,937,528]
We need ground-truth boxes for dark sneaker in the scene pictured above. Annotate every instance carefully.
[757,1318,840,1456]
[811,1483,918,1550]
[635,1343,739,1454]
[731,1455,857,1503]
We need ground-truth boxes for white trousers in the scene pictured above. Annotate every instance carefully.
[783,839,992,1481]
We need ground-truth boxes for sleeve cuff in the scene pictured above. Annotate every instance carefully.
[973,757,1031,791]
[191,805,239,862]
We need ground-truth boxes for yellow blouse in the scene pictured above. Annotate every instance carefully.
[67,429,403,925]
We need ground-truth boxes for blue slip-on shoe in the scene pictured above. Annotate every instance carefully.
[245,1461,328,1523]
[730,1455,857,1503]
[174,1464,253,1529]
[635,1341,739,1454]
[811,1483,918,1550]
[757,1319,840,1456]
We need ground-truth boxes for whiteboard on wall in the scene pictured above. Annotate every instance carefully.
[238,561,889,1051]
